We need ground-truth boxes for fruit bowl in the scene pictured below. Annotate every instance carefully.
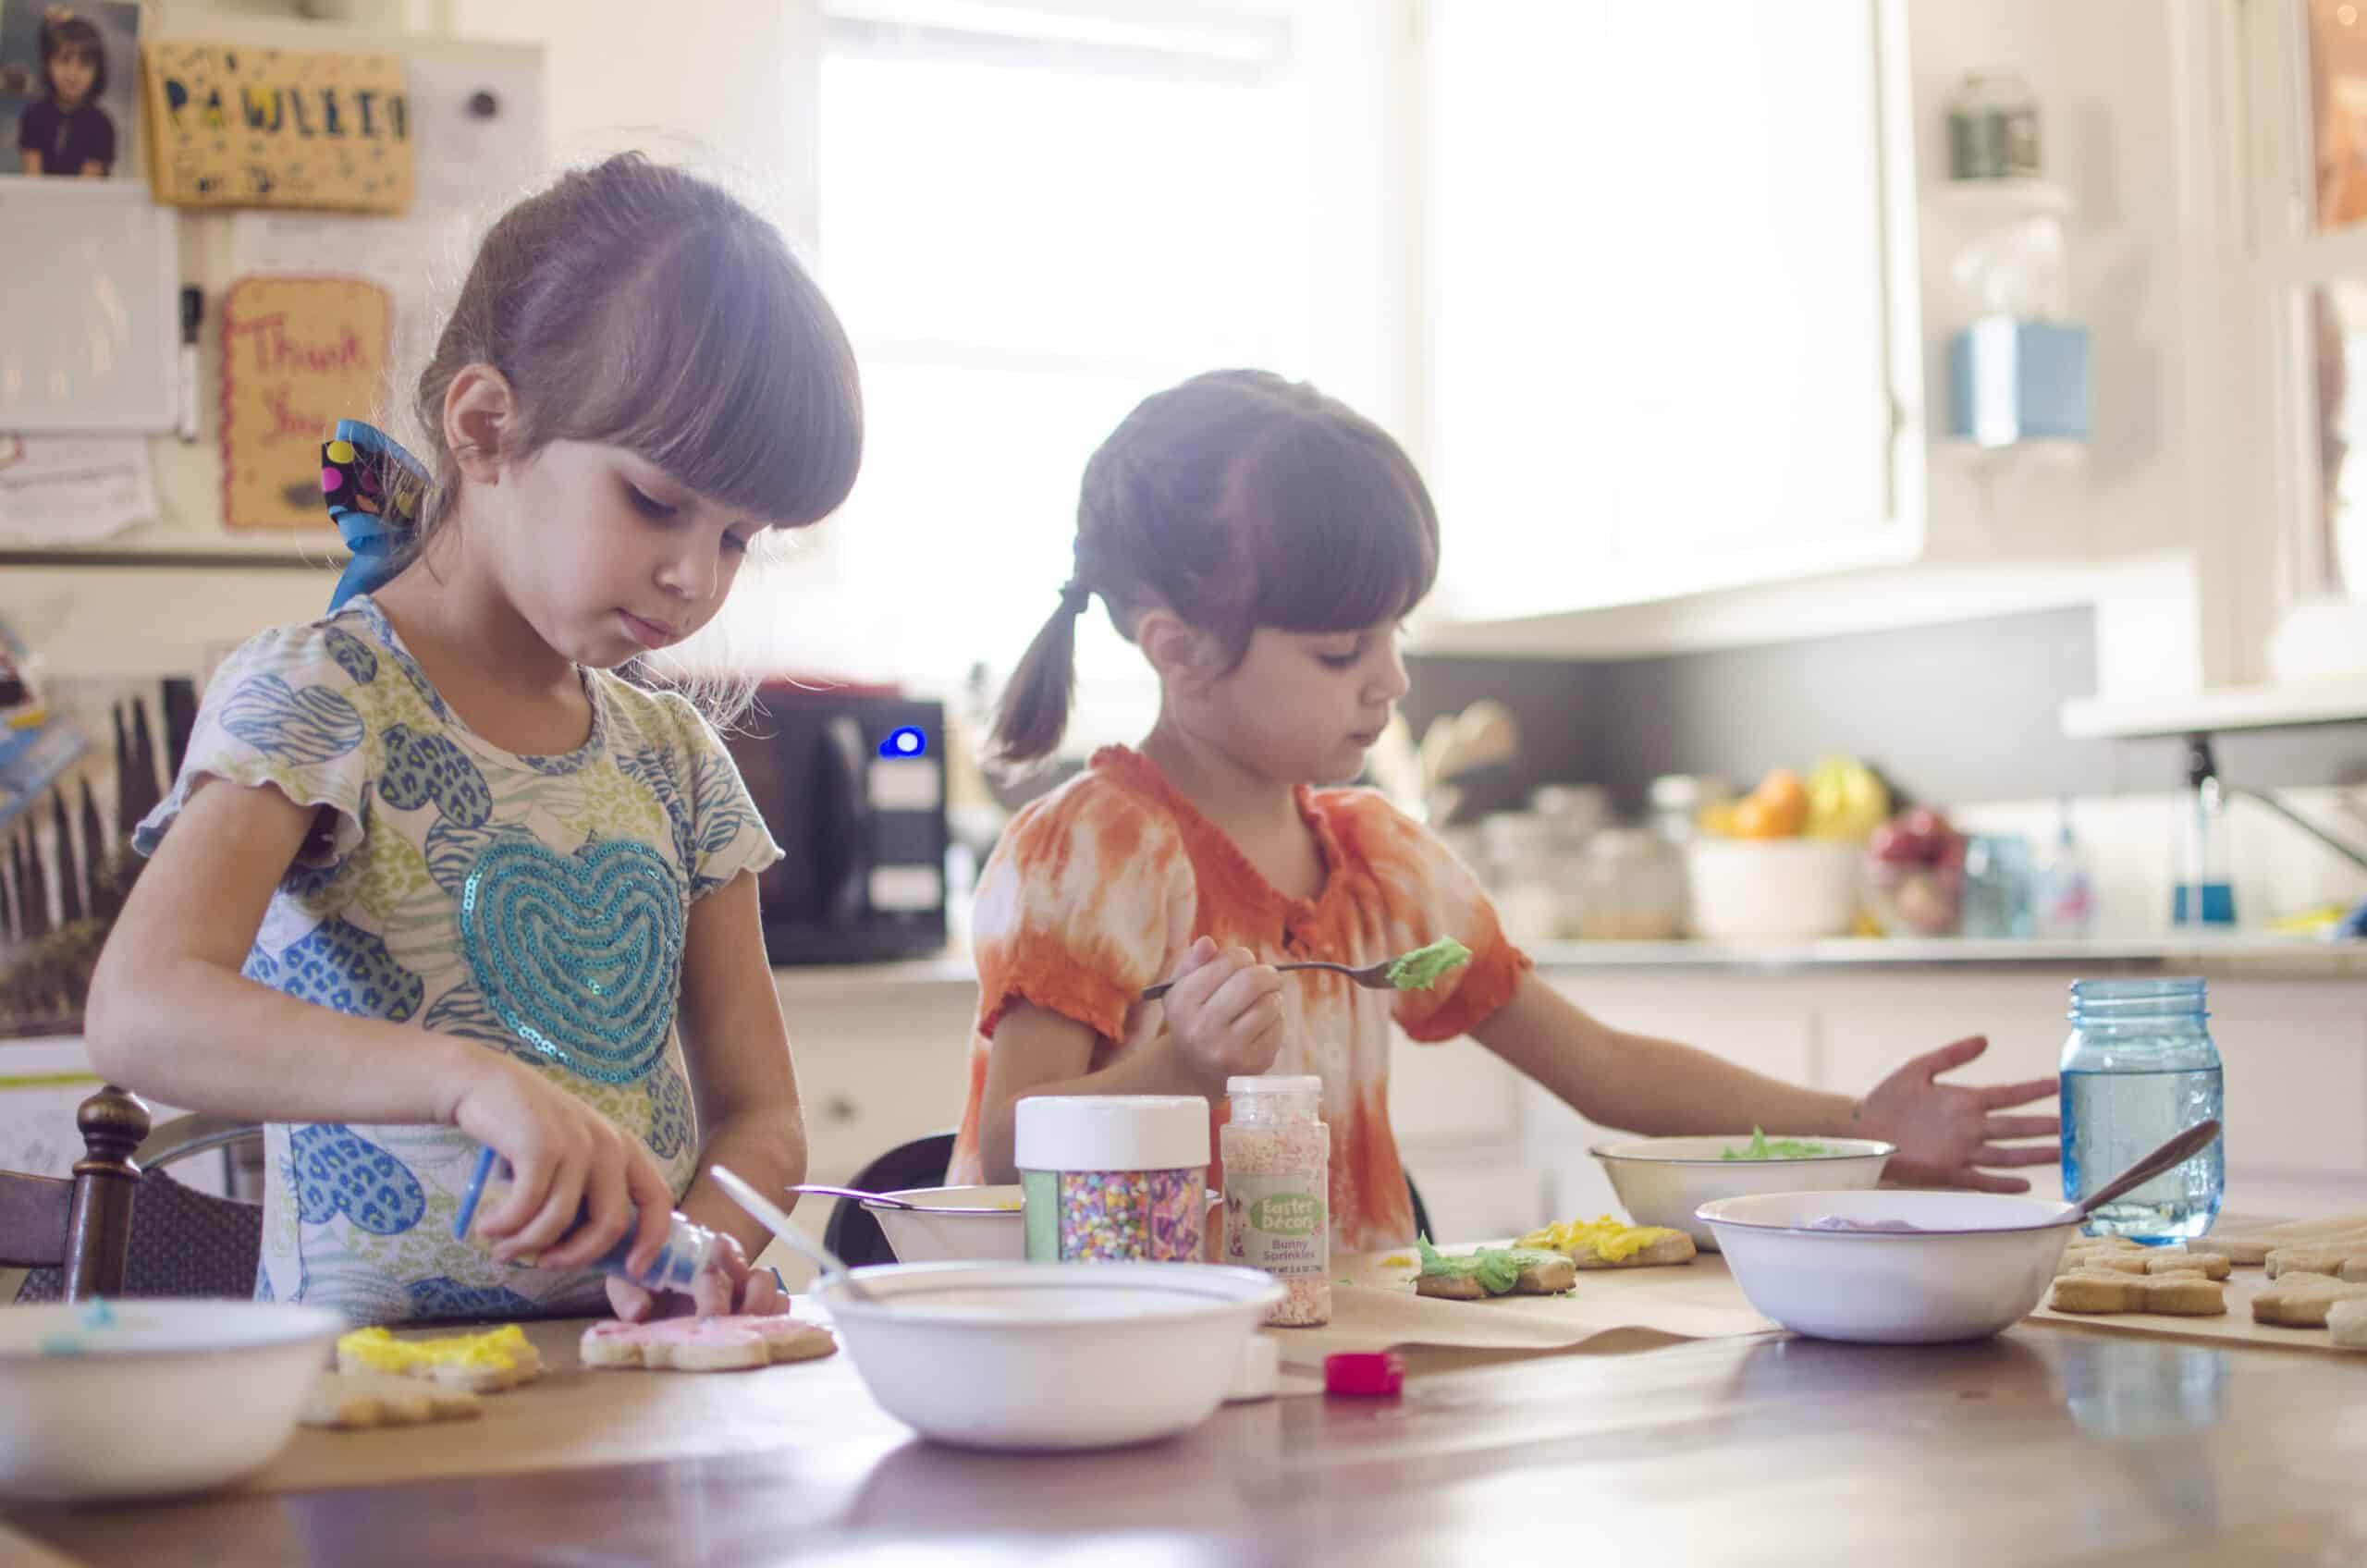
[1862,808,1966,937]
[1686,839,1863,940]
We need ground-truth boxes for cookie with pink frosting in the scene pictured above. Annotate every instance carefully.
[579,1313,837,1372]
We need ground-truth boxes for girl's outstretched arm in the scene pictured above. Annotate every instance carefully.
[1470,971,2056,1192]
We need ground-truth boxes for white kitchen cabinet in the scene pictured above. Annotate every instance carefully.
[1422,0,1916,620]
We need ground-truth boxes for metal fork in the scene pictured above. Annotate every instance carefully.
[1140,958,1397,1003]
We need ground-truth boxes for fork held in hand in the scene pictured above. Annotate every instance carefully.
[1140,959,1397,1003]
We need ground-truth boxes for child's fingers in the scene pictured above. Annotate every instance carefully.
[1207,965,1284,1031]
[539,1152,632,1271]
[476,1150,555,1241]
[605,1275,655,1324]
[501,1157,590,1262]
[738,1268,788,1317]
[618,1153,678,1279]
[1158,936,1221,993]
[1165,946,1242,1013]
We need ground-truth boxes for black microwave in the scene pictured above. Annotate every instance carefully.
[722,688,949,964]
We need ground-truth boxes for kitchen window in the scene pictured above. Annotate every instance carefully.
[2250,0,2367,674]
[721,0,1405,754]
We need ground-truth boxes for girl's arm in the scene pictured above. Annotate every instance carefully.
[19,151,41,175]
[975,1003,1208,1184]
[87,776,484,1124]
[653,870,807,1314]
[974,937,1284,1183]
[76,160,103,178]
[85,775,680,1272]
[1470,969,2057,1191]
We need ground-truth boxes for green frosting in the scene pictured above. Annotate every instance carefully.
[1415,1235,1564,1296]
[1388,937,1473,991]
[1721,1126,1833,1160]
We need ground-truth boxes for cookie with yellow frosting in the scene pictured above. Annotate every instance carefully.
[336,1323,545,1392]
[1515,1216,1697,1269]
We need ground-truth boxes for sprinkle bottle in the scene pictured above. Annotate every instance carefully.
[452,1145,719,1293]
[1222,1074,1331,1327]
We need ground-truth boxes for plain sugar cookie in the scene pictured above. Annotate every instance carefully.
[580,1314,838,1372]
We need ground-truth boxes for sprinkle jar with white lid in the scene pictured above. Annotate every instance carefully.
[1015,1095,1210,1263]
[1221,1074,1331,1326]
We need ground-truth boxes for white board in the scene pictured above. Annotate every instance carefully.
[0,180,179,435]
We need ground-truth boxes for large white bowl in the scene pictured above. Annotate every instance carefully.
[1697,1189,2079,1343]
[1594,1134,1895,1250]
[815,1261,1282,1452]
[0,1300,345,1502]
[866,1185,1026,1264]
[1685,838,1863,940]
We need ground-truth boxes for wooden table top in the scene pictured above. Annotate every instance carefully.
[9,1323,2367,1567]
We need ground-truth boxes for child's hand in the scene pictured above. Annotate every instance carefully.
[1158,936,1286,1089]
[1854,1035,2059,1192]
[604,1231,787,1322]
[452,1057,678,1273]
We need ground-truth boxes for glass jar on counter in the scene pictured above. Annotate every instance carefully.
[1478,811,1588,941]
[1648,775,1731,845]
[2060,978,2224,1243]
[1573,827,1687,940]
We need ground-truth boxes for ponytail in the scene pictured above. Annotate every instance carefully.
[989,582,1093,769]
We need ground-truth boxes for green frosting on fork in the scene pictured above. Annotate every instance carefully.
[1387,937,1473,991]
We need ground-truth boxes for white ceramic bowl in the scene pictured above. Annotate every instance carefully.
[1685,838,1863,940]
[1593,1133,1895,1250]
[0,1300,345,1502]
[866,1185,1026,1264]
[1697,1189,2080,1343]
[815,1261,1282,1452]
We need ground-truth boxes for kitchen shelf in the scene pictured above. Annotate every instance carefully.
[2061,677,2367,738]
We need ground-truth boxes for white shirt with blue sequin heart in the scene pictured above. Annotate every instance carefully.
[134,595,783,1325]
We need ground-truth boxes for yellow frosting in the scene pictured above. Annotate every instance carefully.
[337,1323,533,1373]
[1515,1215,1684,1262]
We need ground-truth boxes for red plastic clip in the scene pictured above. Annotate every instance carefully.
[1323,1351,1404,1398]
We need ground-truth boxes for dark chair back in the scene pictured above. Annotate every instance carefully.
[0,1084,147,1300]
[822,1133,956,1268]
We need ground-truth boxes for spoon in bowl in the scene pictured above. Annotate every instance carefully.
[711,1164,883,1306]
[2057,1119,2222,1225]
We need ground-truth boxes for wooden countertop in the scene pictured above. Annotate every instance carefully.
[10,1326,2365,1565]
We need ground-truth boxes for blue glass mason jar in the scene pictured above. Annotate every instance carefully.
[2060,977,2224,1242]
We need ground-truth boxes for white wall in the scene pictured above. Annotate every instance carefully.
[443,0,821,248]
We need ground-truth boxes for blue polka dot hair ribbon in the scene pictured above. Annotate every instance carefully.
[320,419,429,611]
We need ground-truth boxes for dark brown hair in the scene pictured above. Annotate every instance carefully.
[399,153,862,565]
[40,16,105,101]
[992,369,1438,766]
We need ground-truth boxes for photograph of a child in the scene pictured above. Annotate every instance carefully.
[0,2,141,178]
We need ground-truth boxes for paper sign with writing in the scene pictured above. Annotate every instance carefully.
[220,277,391,532]
[141,42,412,212]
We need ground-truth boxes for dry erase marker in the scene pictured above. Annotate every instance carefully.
[178,288,203,444]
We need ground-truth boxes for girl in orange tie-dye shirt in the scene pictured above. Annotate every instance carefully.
[953,370,2060,1252]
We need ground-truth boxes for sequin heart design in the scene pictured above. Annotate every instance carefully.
[459,837,683,1084]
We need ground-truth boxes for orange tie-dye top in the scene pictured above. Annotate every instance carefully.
[952,745,1531,1251]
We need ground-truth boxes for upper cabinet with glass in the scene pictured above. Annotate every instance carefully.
[1420,0,1920,624]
